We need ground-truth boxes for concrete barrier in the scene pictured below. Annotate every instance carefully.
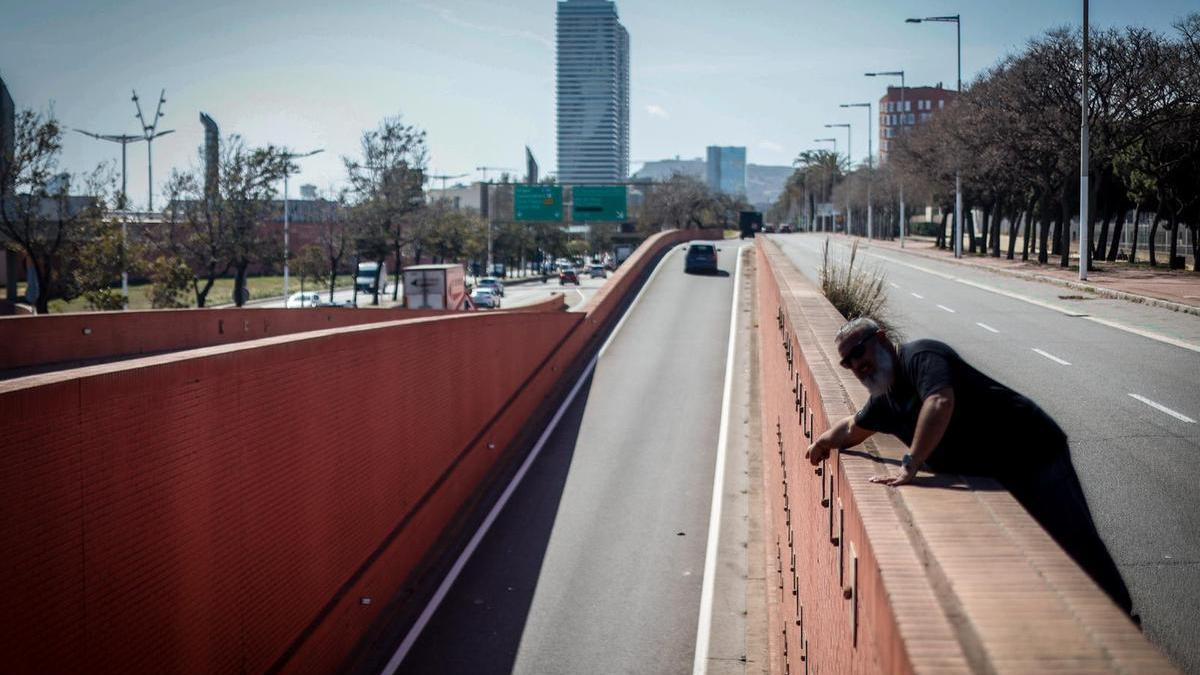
[0,228,720,674]
[754,237,1176,673]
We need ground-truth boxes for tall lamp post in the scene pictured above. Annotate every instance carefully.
[907,15,962,258]
[841,103,873,239]
[74,129,145,304]
[1079,0,1090,280]
[825,123,852,234]
[814,138,837,232]
[865,70,906,247]
[131,89,174,211]
[280,148,324,302]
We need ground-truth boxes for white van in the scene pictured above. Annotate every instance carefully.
[355,262,388,294]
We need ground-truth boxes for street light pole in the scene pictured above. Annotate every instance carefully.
[865,70,906,246]
[841,103,873,239]
[825,123,851,234]
[814,138,837,232]
[1079,0,1090,280]
[907,14,962,257]
[131,89,174,212]
[279,148,324,302]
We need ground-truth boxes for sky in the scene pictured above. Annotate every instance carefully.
[1,0,1195,209]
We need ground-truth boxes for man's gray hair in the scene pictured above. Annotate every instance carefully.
[834,316,880,344]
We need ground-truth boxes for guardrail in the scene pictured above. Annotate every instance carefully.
[754,236,1175,673]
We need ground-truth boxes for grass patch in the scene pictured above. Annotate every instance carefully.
[13,275,346,313]
[818,238,897,337]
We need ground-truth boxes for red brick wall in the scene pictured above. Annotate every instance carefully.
[755,238,1174,674]
[0,227,719,674]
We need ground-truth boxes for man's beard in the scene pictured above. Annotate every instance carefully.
[860,342,895,396]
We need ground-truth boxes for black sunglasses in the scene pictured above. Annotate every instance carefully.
[839,329,878,369]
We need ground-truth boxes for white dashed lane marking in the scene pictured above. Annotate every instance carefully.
[910,292,924,299]
[936,304,956,313]
[1031,348,1071,366]
[1128,394,1197,424]
[976,322,1000,333]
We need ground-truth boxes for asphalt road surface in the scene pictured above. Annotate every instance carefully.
[772,232,1200,674]
[381,243,750,674]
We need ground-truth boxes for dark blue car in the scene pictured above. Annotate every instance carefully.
[684,243,719,274]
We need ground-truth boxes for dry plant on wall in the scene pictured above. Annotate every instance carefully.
[818,238,899,341]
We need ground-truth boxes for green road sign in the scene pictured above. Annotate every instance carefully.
[514,185,563,221]
[572,186,627,222]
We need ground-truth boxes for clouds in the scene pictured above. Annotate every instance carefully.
[758,140,785,153]
[646,104,670,119]
[417,3,553,50]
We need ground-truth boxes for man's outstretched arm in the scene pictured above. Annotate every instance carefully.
[806,415,875,465]
[872,387,955,486]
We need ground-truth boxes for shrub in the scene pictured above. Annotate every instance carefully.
[818,238,897,338]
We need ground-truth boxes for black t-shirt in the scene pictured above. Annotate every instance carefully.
[854,339,1066,477]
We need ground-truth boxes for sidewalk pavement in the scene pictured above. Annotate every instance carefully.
[831,234,1200,316]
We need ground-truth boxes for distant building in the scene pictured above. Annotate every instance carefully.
[556,0,630,183]
[878,84,957,163]
[427,182,483,211]
[706,146,747,196]
[632,153,789,209]
[1,75,13,194]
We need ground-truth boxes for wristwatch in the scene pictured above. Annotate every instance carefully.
[901,454,916,473]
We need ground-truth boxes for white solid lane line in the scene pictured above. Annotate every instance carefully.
[692,247,744,675]
[976,322,1000,333]
[1128,394,1197,424]
[936,304,956,313]
[1031,348,1071,366]
[889,282,900,289]
[911,292,924,299]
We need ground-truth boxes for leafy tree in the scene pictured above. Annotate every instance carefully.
[146,255,192,308]
[344,116,427,304]
[0,108,113,313]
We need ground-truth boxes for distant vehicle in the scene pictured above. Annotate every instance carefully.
[356,262,388,294]
[285,291,323,308]
[559,269,580,285]
[478,277,505,297]
[613,244,635,266]
[470,287,500,309]
[780,223,793,233]
[489,263,507,278]
[739,211,763,239]
[684,243,719,274]
[588,264,607,279]
[403,264,469,310]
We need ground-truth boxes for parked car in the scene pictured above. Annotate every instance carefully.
[684,243,719,274]
[470,287,500,309]
[478,277,505,297]
[286,291,323,308]
[588,264,607,279]
[559,268,580,285]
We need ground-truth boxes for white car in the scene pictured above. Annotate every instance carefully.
[470,287,500,309]
[588,264,607,279]
[478,277,505,297]
[286,291,323,308]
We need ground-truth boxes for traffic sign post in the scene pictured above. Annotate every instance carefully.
[571,186,627,222]
[514,185,564,221]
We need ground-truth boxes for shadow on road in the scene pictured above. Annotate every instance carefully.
[384,375,596,675]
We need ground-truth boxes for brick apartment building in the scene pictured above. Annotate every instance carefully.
[878,84,957,163]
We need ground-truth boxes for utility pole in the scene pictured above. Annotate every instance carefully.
[865,70,906,246]
[131,89,174,212]
[840,103,873,239]
[74,128,145,305]
[1079,0,1090,280]
[825,124,851,234]
[814,138,837,232]
[280,148,324,302]
[907,15,962,257]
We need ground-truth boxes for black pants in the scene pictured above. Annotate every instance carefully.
[1000,453,1134,617]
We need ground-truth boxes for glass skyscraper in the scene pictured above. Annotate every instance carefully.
[556,0,630,184]
[706,146,747,196]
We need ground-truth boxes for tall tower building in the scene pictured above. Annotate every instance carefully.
[706,146,747,196]
[556,0,630,184]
